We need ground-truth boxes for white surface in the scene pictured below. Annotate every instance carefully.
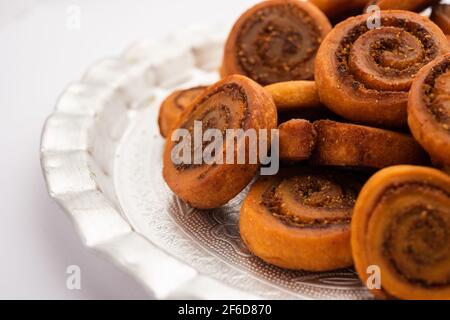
[0,0,259,299]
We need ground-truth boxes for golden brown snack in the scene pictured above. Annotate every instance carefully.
[309,0,368,21]
[222,0,332,85]
[310,120,429,168]
[265,81,321,112]
[158,86,207,137]
[352,165,450,300]
[408,53,450,167]
[279,119,317,162]
[431,3,450,34]
[163,75,277,209]
[315,10,450,127]
[240,168,364,271]
[366,0,439,12]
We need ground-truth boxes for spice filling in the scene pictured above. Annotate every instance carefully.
[335,17,438,93]
[262,171,362,228]
[236,3,323,85]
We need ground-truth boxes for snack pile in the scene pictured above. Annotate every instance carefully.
[158,0,450,300]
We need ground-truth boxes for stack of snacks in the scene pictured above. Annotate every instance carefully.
[158,0,450,299]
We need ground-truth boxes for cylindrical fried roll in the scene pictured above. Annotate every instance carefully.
[408,53,450,167]
[240,168,364,271]
[163,75,277,209]
[279,119,317,162]
[265,81,322,112]
[310,120,429,168]
[222,0,332,85]
[315,10,450,127]
[309,0,368,21]
[366,0,439,12]
[352,165,450,300]
[431,3,450,35]
[158,86,207,137]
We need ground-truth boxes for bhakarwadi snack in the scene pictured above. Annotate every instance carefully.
[315,10,450,127]
[222,0,332,85]
[408,53,450,167]
[159,81,332,136]
[431,3,450,35]
[279,119,317,162]
[163,75,277,209]
[240,168,365,271]
[366,0,439,12]
[310,120,429,168]
[352,165,450,300]
[158,86,207,137]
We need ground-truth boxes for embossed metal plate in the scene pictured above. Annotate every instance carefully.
[41,26,372,299]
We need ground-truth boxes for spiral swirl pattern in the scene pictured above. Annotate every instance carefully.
[240,168,365,271]
[352,166,450,300]
[315,11,449,127]
[163,75,277,209]
[223,0,331,85]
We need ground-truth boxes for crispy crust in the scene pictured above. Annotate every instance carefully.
[310,120,429,168]
[163,75,277,209]
[222,0,331,85]
[265,81,322,112]
[240,168,359,271]
[352,165,450,300]
[408,53,450,167]
[279,119,317,162]
[309,0,368,20]
[315,10,450,128]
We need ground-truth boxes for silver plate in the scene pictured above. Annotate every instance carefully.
[40,26,372,300]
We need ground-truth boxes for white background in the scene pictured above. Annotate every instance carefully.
[0,0,259,299]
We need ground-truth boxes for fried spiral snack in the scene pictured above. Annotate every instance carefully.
[315,10,450,127]
[222,0,332,85]
[240,168,364,271]
[310,120,429,168]
[158,86,207,137]
[163,75,277,209]
[408,53,450,167]
[366,0,439,12]
[352,165,450,300]
[431,3,450,35]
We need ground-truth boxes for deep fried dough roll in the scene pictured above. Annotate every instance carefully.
[315,10,449,127]
[222,0,332,85]
[310,120,429,168]
[158,86,207,137]
[309,0,368,21]
[240,168,364,271]
[163,75,277,209]
[431,3,450,35]
[279,119,317,162]
[408,54,450,167]
[366,0,439,12]
[265,81,322,112]
[352,165,450,300]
